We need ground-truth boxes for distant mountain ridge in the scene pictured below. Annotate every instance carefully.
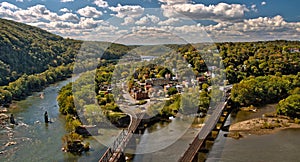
[1,17,299,87]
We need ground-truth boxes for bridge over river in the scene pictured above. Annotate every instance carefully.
[178,97,231,162]
[99,90,149,162]
[99,112,145,162]
[99,88,232,162]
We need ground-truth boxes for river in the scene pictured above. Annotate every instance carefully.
[1,80,299,162]
[0,77,105,162]
[206,104,300,162]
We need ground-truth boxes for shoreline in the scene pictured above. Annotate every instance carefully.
[229,117,300,137]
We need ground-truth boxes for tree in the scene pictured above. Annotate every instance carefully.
[277,94,300,118]
[167,87,178,96]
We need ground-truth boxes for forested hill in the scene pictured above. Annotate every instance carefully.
[1,17,299,88]
[0,18,82,86]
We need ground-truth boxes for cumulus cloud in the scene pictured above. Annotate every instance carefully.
[47,17,103,29]
[59,12,79,22]
[135,14,160,25]
[158,18,181,26]
[16,0,24,2]
[0,3,78,23]
[78,17,103,29]
[161,2,249,22]
[109,4,144,18]
[243,15,286,31]
[0,2,19,10]
[203,15,300,42]
[94,0,108,8]
[251,4,257,12]
[59,8,71,13]
[0,2,20,19]
[77,6,102,18]
[122,17,135,25]
[261,1,266,6]
[13,5,60,22]
[60,0,74,3]
[1,2,299,43]
[158,0,188,5]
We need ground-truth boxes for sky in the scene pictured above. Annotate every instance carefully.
[0,0,299,44]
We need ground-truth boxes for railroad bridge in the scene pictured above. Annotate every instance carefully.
[178,97,232,162]
[99,88,232,162]
[99,112,145,162]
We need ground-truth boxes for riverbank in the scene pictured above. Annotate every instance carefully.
[229,117,300,137]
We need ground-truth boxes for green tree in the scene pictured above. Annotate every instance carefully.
[167,87,178,96]
[277,94,300,118]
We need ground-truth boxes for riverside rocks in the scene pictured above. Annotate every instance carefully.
[229,117,300,136]
[0,113,9,125]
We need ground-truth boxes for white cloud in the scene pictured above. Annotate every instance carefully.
[158,18,181,26]
[59,8,71,13]
[0,2,20,19]
[161,2,249,22]
[47,17,103,30]
[159,0,188,5]
[77,6,102,18]
[16,0,24,2]
[0,3,78,23]
[243,15,286,30]
[251,4,257,12]
[135,14,160,25]
[13,5,60,22]
[60,0,74,3]
[0,2,19,10]
[109,4,144,18]
[122,17,135,25]
[78,17,103,29]
[202,15,300,42]
[1,2,300,43]
[261,1,266,6]
[94,0,108,8]
[59,13,79,22]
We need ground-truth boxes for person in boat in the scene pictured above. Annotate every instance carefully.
[10,114,16,124]
[44,111,49,123]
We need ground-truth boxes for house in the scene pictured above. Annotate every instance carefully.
[197,76,207,82]
[182,80,191,88]
[133,90,149,100]
[99,85,111,91]
[290,48,300,53]
[164,84,171,92]
[176,85,183,93]
[145,84,152,91]
[165,73,171,79]
[151,78,169,86]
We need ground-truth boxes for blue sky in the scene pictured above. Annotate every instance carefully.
[0,0,299,44]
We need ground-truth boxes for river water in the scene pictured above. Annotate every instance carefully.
[1,79,299,162]
[206,104,300,162]
[0,77,105,162]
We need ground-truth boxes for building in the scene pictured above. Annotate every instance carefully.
[151,78,169,86]
[176,85,183,93]
[290,48,300,53]
[133,91,149,100]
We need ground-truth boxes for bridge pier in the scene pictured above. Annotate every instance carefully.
[193,140,211,162]
[99,113,146,162]
[189,99,233,162]
[118,152,126,162]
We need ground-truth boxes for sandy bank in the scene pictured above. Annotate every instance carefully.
[229,117,300,137]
